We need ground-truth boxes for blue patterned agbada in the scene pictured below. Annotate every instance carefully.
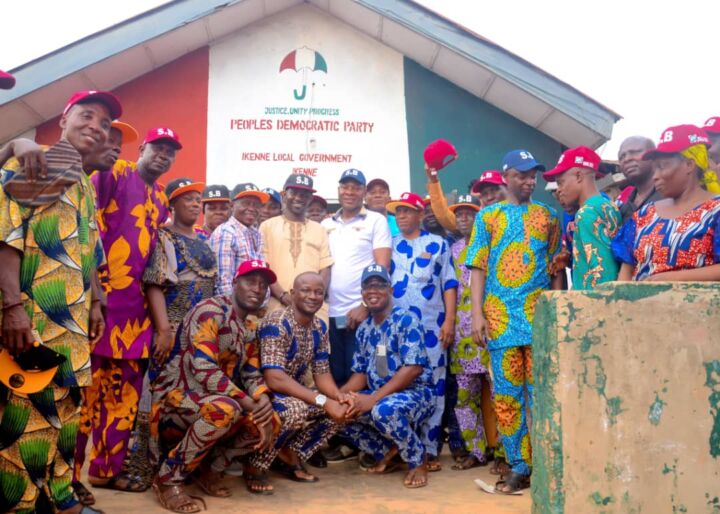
[390,230,458,457]
[343,307,434,467]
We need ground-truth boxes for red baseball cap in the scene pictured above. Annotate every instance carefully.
[234,259,277,284]
[471,170,505,192]
[0,70,15,90]
[366,178,390,191]
[543,146,602,181]
[642,124,711,160]
[424,139,458,171]
[386,192,425,213]
[310,195,328,208]
[702,117,720,135]
[63,90,122,120]
[144,127,182,150]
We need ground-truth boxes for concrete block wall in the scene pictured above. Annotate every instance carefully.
[531,283,720,513]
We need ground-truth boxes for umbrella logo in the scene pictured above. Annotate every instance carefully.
[279,46,328,101]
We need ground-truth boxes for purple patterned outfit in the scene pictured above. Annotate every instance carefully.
[449,238,494,462]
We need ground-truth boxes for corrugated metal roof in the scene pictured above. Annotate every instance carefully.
[0,0,620,147]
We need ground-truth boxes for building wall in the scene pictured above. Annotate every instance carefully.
[532,283,720,514]
[35,48,209,185]
[403,57,563,204]
[33,17,566,207]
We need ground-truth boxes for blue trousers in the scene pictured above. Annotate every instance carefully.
[343,387,433,468]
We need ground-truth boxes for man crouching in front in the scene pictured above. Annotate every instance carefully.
[248,272,351,485]
[151,260,279,512]
[341,264,434,488]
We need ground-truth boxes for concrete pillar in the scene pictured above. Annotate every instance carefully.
[531,283,720,513]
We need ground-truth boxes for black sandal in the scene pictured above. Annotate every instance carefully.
[243,472,274,495]
[73,481,95,506]
[495,471,530,494]
[271,459,318,483]
[89,472,149,493]
[490,456,511,476]
[451,455,486,471]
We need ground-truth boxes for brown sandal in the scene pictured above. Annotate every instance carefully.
[152,481,206,513]
[403,464,428,489]
[426,458,442,472]
[451,455,486,471]
[194,469,232,498]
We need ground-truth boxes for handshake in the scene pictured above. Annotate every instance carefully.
[323,391,378,423]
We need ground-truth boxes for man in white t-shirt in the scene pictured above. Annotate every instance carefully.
[322,169,392,388]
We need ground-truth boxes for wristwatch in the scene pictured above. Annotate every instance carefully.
[314,394,327,408]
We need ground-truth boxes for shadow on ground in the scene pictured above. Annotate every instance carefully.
[91,453,531,514]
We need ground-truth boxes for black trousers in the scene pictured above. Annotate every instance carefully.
[328,317,357,387]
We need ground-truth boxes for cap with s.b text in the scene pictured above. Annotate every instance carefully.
[284,173,316,192]
[642,125,711,160]
[339,168,366,185]
[361,263,391,285]
[202,184,231,203]
[502,149,545,173]
[234,259,277,284]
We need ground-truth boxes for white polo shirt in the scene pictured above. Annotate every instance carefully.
[322,208,392,318]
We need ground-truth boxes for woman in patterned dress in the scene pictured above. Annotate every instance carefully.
[126,178,218,487]
[612,125,720,281]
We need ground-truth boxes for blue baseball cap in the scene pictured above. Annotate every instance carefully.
[502,150,546,173]
[262,187,282,204]
[339,168,366,185]
[361,263,391,285]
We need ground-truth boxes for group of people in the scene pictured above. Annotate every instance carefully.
[1,79,720,514]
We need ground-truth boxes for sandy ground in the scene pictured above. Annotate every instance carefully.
[89,453,531,514]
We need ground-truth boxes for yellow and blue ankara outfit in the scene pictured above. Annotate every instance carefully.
[465,201,560,476]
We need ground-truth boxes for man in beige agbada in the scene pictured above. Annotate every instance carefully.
[259,173,333,322]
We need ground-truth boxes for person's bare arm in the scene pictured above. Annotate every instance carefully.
[643,264,720,282]
[617,263,634,281]
[426,166,457,233]
[346,365,422,417]
[319,266,331,290]
[0,243,33,355]
[550,272,564,290]
[439,288,457,349]
[372,248,391,269]
[146,285,173,362]
[340,372,368,394]
[314,371,345,400]
[0,139,47,180]
[88,271,106,345]
[264,368,347,422]
[469,268,488,346]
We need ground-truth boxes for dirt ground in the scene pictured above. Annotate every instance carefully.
[90,453,531,514]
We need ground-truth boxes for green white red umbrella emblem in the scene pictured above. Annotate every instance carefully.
[279,46,327,100]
